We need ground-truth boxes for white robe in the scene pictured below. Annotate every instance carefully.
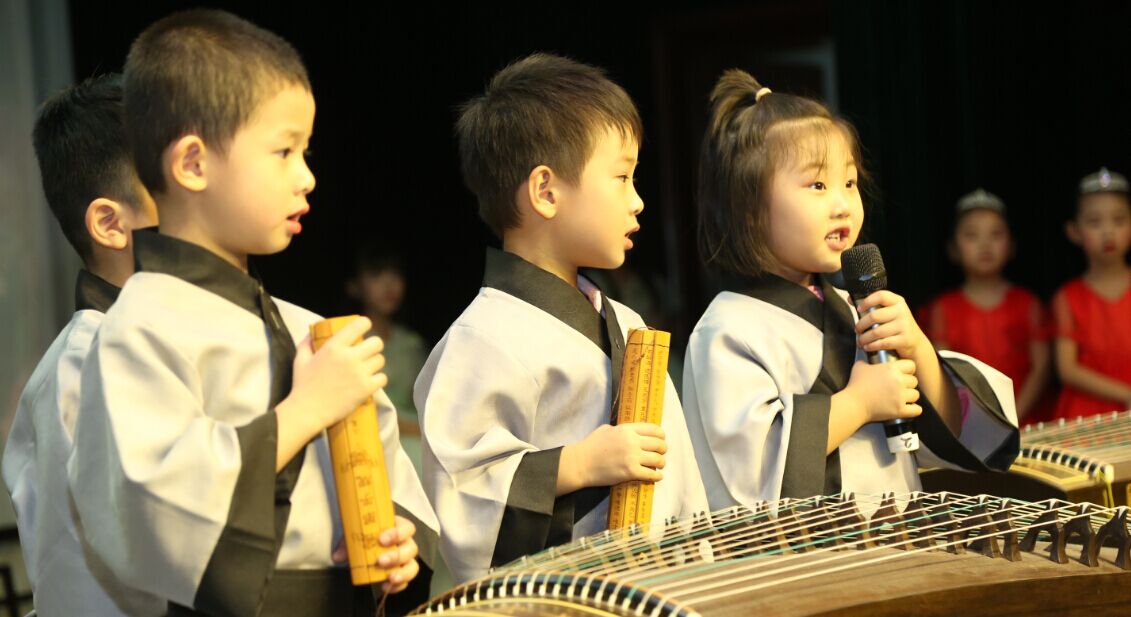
[683,275,1019,510]
[415,249,709,584]
[3,271,166,617]
[67,232,438,617]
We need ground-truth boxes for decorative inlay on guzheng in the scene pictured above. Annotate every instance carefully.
[923,410,1131,506]
[412,492,1131,616]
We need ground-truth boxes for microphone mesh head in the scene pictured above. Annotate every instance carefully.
[841,244,888,297]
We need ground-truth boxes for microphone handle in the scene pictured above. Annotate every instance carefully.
[862,309,920,453]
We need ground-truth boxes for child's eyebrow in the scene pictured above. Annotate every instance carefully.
[619,155,637,165]
[277,128,309,140]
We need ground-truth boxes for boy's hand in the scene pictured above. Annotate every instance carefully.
[854,291,931,361]
[330,517,420,594]
[289,316,387,430]
[378,516,419,594]
[573,423,666,488]
[844,359,922,424]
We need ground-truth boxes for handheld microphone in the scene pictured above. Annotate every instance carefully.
[840,244,920,454]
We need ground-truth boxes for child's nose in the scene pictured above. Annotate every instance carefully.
[298,162,316,195]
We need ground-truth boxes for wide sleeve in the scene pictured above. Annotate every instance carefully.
[415,324,569,583]
[682,324,830,507]
[915,350,1020,472]
[67,318,278,615]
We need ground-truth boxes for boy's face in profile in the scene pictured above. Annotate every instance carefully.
[199,84,316,267]
[552,125,643,270]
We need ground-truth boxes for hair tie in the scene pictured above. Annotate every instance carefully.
[755,87,772,102]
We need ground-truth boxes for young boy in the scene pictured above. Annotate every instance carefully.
[67,10,437,617]
[3,74,164,617]
[416,53,708,584]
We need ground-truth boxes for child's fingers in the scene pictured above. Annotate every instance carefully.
[379,516,416,547]
[857,322,899,346]
[902,373,919,390]
[361,353,386,376]
[862,334,909,354]
[903,387,920,404]
[382,558,420,594]
[378,538,418,568]
[328,316,372,346]
[893,359,917,375]
[903,403,923,418]
[354,335,385,357]
[855,290,904,314]
[640,451,666,470]
[634,466,663,482]
[639,435,667,455]
[626,423,665,440]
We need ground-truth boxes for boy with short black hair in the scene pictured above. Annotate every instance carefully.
[3,73,163,617]
[416,52,708,583]
[68,10,437,617]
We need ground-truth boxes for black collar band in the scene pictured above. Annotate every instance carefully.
[133,229,262,317]
[74,269,121,313]
[481,247,606,351]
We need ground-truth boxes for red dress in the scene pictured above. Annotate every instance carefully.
[920,287,1052,422]
[1053,278,1131,419]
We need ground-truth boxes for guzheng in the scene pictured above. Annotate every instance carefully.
[922,410,1131,507]
[413,491,1131,616]
[608,328,670,530]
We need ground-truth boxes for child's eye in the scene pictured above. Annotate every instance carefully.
[618,175,635,184]
[810,181,826,190]
[846,179,857,189]
[278,148,292,158]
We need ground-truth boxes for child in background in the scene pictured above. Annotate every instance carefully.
[683,69,1018,509]
[1053,167,1131,418]
[348,247,429,476]
[920,189,1052,424]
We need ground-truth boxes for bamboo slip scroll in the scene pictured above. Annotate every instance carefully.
[607,328,670,530]
[310,316,397,585]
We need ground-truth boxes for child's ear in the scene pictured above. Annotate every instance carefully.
[85,198,131,250]
[167,134,209,192]
[1065,220,1082,245]
[525,165,558,220]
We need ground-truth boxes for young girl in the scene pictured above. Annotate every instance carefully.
[920,189,1052,424]
[682,70,1019,509]
[1053,168,1131,419]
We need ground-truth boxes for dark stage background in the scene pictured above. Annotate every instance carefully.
[67,0,1131,348]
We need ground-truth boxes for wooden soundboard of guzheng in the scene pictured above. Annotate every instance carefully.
[607,328,670,530]
[923,410,1131,507]
[413,492,1131,616]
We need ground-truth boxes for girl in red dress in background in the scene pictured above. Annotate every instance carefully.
[921,189,1053,424]
[1053,168,1131,419]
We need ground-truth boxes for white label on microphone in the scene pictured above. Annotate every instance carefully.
[887,431,920,453]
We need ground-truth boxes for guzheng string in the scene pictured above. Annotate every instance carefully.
[1025,411,1131,460]
[650,498,1104,603]
[486,492,1125,608]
